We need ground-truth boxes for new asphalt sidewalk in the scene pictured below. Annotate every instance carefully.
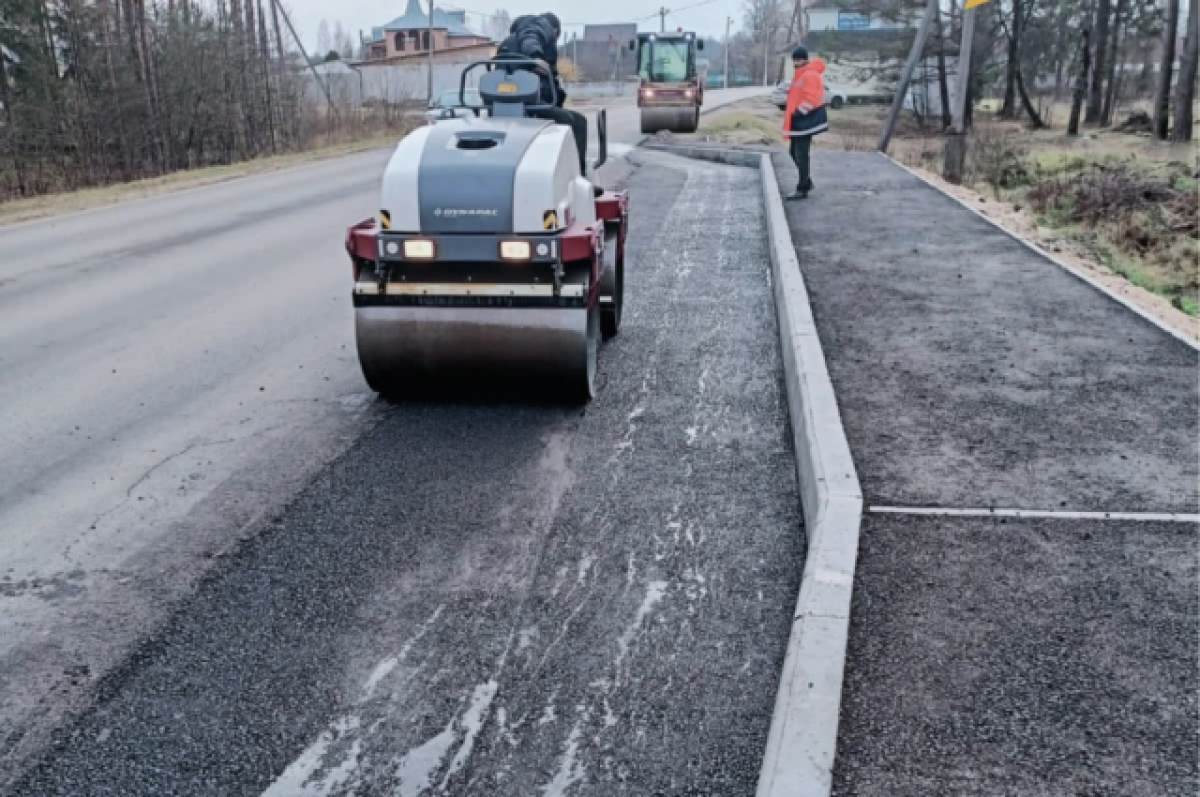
[775,151,1198,796]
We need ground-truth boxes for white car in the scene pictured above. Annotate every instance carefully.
[425,88,483,124]
[770,81,847,110]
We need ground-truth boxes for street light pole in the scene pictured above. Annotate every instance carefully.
[724,16,731,89]
[427,0,435,103]
[658,6,669,32]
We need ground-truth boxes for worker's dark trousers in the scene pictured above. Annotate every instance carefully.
[531,107,589,176]
[789,134,813,190]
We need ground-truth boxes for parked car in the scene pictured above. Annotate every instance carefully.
[425,88,483,124]
[770,80,848,110]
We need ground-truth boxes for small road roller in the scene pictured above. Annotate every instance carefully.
[344,60,629,403]
[630,31,706,134]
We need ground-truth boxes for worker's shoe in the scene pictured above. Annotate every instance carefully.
[593,184,606,198]
[786,188,809,201]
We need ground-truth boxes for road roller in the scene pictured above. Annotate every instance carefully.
[343,59,628,403]
[630,31,705,134]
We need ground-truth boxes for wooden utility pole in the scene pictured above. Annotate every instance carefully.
[878,0,939,152]
[943,4,977,183]
[659,7,670,32]
[724,16,732,89]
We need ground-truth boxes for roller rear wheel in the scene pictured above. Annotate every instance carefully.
[600,226,624,340]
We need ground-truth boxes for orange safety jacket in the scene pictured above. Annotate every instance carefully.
[783,59,828,138]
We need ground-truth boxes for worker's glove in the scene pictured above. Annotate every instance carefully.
[798,102,814,114]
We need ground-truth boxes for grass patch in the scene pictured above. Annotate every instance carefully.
[697,111,780,145]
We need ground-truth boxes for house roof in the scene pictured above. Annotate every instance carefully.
[380,0,481,37]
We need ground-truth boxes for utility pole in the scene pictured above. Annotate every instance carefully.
[762,22,771,86]
[658,7,670,32]
[943,4,977,183]
[427,0,435,103]
[724,16,732,89]
[270,0,337,120]
[877,0,939,152]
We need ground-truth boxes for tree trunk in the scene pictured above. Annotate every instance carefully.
[1100,0,1125,126]
[1016,56,1045,127]
[1001,0,1021,118]
[1170,0,1198,141]
[1068,28,1090,135]
[1153,0,1180,139]
[936,10,952,129]
[1086,0,1111,123]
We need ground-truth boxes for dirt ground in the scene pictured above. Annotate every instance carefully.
[683,97,1198,342]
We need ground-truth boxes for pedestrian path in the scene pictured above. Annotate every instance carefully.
[775,151,1198,796]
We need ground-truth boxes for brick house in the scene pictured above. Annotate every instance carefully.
[360,0,495,64]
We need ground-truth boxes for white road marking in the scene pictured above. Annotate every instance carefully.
[441,680,499,783]
[868,506,1200,522]
[393,723,457,797]
[541,715,587,797]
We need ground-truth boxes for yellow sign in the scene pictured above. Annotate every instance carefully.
[497,83,518,94]
[380,209,392,230]
[542,210,558,230]
[964,0,994,8]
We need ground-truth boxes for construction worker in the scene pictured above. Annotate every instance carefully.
[496,13,590,179]
[782,45,828,200]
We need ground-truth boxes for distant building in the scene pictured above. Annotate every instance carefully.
[582,24,637,45]
[804,0,912,34]
[359,0,495,64]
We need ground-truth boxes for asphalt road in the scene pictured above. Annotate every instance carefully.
[0,89,775,791]
[10,149,801,795]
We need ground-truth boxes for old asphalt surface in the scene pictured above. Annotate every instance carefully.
[775,151,1198,796]
[10,151,802,795]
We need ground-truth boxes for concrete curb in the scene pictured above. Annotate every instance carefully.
[645,143,863,797]
[881,153,1200,352]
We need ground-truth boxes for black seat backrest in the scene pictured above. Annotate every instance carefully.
[478,68,542,118]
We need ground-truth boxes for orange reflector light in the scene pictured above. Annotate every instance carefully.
[403,239,435,259]
[498,82,518,94]
[500,241,531,260]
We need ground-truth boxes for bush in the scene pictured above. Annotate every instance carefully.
[967,125,1031,195]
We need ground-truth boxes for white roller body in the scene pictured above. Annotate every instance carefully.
[379,118,590,234]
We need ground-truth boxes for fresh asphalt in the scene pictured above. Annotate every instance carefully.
[775,151,1198,796]
[10,151,802,795]
[0,88,766,788]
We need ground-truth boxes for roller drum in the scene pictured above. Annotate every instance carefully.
[640,106,700,134]
[356,305,597,401]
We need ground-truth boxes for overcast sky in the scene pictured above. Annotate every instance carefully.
[287,0,744,52]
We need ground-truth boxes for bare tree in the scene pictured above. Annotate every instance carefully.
[488,9,512,41]
[1152,0,1180,138]
[1086,0,1113,123]
[1171,0,1198,140]
[1068,28,1091,134]
[317,18,331,56]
